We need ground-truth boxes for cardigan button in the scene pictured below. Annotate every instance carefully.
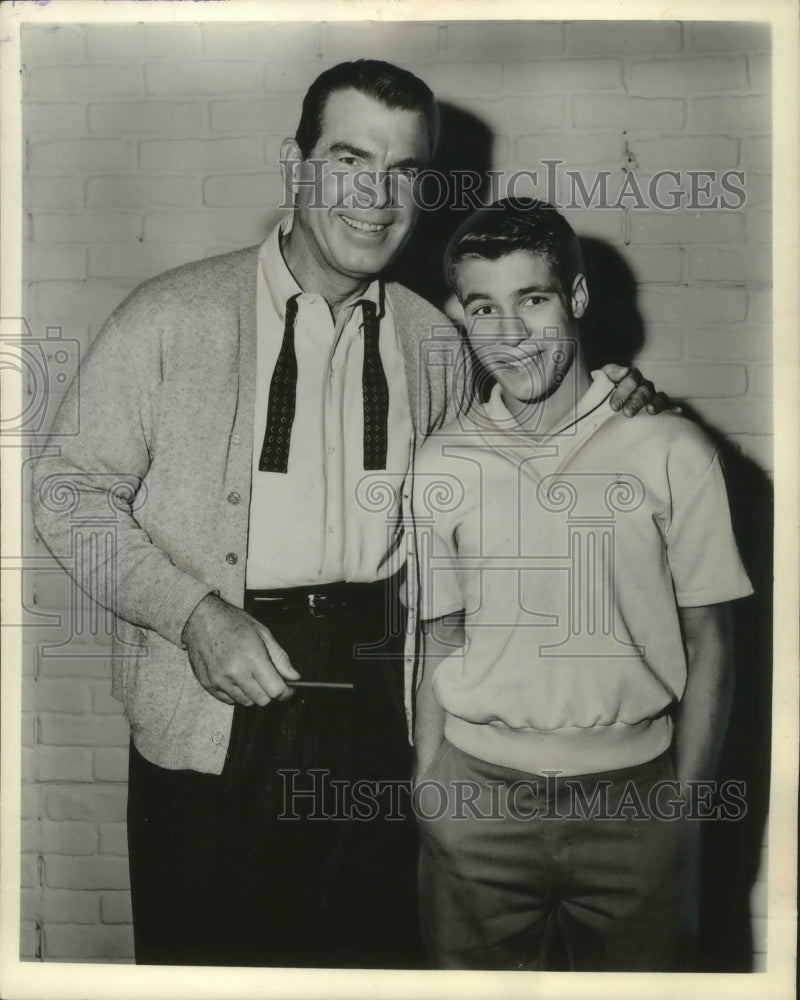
[227,491,241,505]
[225,552,238,565]
[231,433,241,445]
[212,732,225,746]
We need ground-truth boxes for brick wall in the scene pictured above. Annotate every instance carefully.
[20,20,771,966]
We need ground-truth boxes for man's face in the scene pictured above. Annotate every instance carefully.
[455,250,588,409]
[283,88,430,285]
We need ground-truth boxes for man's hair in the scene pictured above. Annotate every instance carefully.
[444,198,585,300]
[295,59,439,158]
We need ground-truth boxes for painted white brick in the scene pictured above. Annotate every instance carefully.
[46,856,130,891]
[43,888,100,924]
[417,63,502,99]
[21,819,42,853]
[94,749,130,784]
[203,22,318,60]
[743,136,771,171]
[24,245,87,281]
[507,59,622,93]
[22,25,86,65]
[87,244,207,280]
[203,173,286,208]
[22,785,39,821]
[39,713,129,747]
[45,922,133,959]
[24,177,85,211]
[642,363,748,398]
[86,24,201,61]
[21,853,41,889]
[619,246,684,285]
[689,23,772,53]
[21,887,41,923]
[747,288,771,325]
[573,96,684,132]
[29,139,134,175]
[638,285,747,325]
[143,209,274,246]
[145,61,262,97]
[690,95,771,131]
[627,136,740,172]
[689,246,771,283]
[86,174,201,210]
[24,103,87,137]
[516,133,624,167]
[41,820,97,855]
[264,59,337,93]
[101,892,133,924]
[560,207,625,243]
[320,23,439,61]
[688,326,771,361]
[29,66,140,101]
[32,212,141,244]
[738,173,770,208]
[629,211,746,245]
[37,749,94,784]
[750,365,772,396]
[747,212,771,244]
[749,54,770,92]
[567,21,682,55]
[20,921,40,959]
[209,97,300,136]
[98,822,129,855]
[37,653,114,680]
[445,22,564,60]
[46,785,127,822]
[627,57,749,96]
[91,685,124,715]
[139,137,260,172]
[88,102,203,136]
[33,280,135,325]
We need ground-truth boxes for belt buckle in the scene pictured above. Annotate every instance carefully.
[307,592,324,617]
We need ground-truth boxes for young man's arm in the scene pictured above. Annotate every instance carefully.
[674,602,735,791]
[413,613,465,785]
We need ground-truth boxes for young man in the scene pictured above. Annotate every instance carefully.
[411,199,753,972]
[31,61,664,968]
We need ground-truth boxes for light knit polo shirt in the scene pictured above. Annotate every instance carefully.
[247,218,413,587]
[413,371,753,777]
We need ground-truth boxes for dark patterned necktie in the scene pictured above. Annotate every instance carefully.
[361,300,389,471]
[258,293,300,473]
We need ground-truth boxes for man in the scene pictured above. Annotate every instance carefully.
[31,61,664,968]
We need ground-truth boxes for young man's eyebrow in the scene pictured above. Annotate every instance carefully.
[461,291,491,308]
[460,284,557,307]
[387,156,425,171]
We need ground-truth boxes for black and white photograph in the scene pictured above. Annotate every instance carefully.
[0,1,796,998]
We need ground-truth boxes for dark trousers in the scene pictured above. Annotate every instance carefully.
[417,742,694,971]
[127,580,423,968]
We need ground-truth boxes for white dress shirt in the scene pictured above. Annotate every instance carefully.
[246,217,413,588]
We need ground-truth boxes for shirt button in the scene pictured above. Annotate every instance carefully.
[212,732,225,746]
[226,552,238,565]
[231,433,241,445]
[227,491,241,505]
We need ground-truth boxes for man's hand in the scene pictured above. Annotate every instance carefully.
[602,363,671,416]
[182,594,300,707]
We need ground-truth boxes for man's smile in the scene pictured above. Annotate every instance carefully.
[339,214,391,234]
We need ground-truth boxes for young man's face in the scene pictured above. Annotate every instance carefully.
[282,87,431,285]
[455,250,588,409]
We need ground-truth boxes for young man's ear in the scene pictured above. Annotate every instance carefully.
[280,137,302,206]
[571,274,589,320]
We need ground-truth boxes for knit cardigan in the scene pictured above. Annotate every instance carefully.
[31,245,468,774]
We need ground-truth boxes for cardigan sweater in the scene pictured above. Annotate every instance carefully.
[31,245,467,774]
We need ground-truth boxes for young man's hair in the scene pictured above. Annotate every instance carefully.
[295,59,439,158]
[444,198,585,301]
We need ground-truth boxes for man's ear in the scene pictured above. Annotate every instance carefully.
[280,138,302,205]
[571,274,589,319]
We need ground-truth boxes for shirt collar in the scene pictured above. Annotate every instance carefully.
[483,369,615,435]
[259,215,385,323]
